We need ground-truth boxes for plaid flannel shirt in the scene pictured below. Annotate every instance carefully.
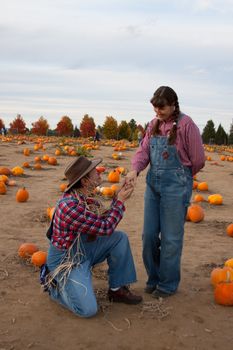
[51,191,125,249]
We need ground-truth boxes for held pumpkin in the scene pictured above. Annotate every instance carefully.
[16,187,29,202]
[18,243,39,259]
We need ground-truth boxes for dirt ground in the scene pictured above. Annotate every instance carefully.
[0,141,233,350]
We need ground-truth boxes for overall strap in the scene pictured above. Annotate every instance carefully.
[46,196,79,240]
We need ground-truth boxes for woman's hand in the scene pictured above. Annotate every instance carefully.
[125,170,137,187]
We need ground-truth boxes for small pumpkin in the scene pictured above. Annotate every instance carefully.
[197,182,208,191]
[23,148,30,156]
[0,175,9,184]
[55,149,61,156]
[192,181,198,190]
[226,223,233,237]
[18,243,39,258]
[101,187,114,198]
[210,266,233,286]
[12,166,24,176]
[224,258,233,269]
[60,183,67,192]
[48,157,57,165]
[31,251,47,267]
[0,181,7,195]
[22,161,30,168]
[0,167,12,176]
[108,170,120,183]
[208,194,223,205]
[187,204,204,223]
[16,187,29,202]
[96,166,106,173]
[193,194,205,202]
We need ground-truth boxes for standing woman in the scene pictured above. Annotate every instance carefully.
[127,86,205,298]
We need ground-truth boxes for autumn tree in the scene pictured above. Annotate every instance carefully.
[31,116,49,136]
[9,114,27,134]
[56,116,74,136]
[80,114,96,138]
[118,120,131,140]
[102,116,118,139]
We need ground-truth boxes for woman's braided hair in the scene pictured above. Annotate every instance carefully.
[150,86,180,144]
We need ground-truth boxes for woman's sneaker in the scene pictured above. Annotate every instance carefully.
[108,286,143,305]
[144,285,157,294]
[152,289,172,299]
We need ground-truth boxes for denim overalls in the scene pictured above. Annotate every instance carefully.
[143,117,193,294]
[45,198,137,317]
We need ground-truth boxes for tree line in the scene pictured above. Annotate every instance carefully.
[1,114,233,144]
[0,114,145,141]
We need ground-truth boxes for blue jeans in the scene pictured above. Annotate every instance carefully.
[46,231,137,317]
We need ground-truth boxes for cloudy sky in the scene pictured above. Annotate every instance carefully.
[0,0,233,132]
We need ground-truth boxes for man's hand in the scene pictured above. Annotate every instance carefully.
[117,183,134,202]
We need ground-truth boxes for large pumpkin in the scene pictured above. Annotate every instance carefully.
[214,273,233,306]
[187,204,204,223]
[18,243,39,258]
[0,167,12,176]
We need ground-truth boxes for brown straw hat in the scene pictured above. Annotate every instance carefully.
[64,156,102,192]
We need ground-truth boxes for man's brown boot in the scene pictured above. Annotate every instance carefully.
[108,286,143,305]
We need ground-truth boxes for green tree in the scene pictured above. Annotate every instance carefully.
[202,120,216,144]
[102,116,118,139]
[80,114,96,138]
[73,125,81,137]
[215,124,228,145]
[118,120,131,140]
[228,121,233,145]
[128,118,137,140]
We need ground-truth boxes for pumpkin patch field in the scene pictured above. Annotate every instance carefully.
[0,136,233,350]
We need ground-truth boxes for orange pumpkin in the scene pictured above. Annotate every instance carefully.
[60,183,68,192]
[31,251,47,267]
[224,258,233,269]
[12,166,24,176]
[214,273,233,306]
[49,206,55,220]
[220,155,226,161]
[23,148,30,156]
[0,175,9,184]
[193,194,205,202]
[16,187,29,202]
[108,170,120,183]
[34,163,42,170]
[101,187,114,198]
[210,266,233,286]
[55,149,61,156]
[22,161,30,168]
[0,167,12,176]
[192,181,198,190]
[34,156,41,163]
[18,243,39,258]
[197,182,208,191]
[208,194,223,205]
[0,181,7,195]
[226,224,233,237]
[187,204,204,223]
[48,157,57,165]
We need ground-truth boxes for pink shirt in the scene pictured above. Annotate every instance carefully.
[132,113,205,176]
